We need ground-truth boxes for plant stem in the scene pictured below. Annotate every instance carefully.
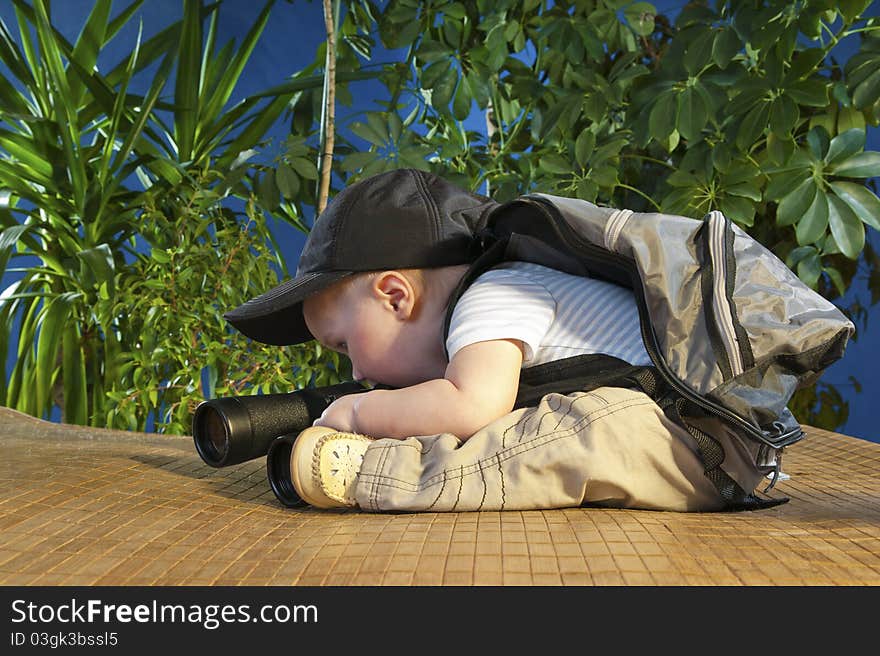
[317,0,338,214]
[617,183,661,211]
[620,153,676,169]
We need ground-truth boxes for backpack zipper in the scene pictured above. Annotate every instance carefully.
[522,196,803,449]
[706,210,744,377]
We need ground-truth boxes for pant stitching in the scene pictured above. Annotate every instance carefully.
[365,443,378,511]
[356,395,653,494]
[508,392,588,445]
[359,395,643,488]
[367,443,381,510]
[425,469,447,511]
[526,394,564,443]
[498,453,506,510]
[478,459,488,511]
[552,394,575,432]
[370,441,393,511]
[452,465,464,511]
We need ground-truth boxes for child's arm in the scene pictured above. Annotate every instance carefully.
[314,338,524,440]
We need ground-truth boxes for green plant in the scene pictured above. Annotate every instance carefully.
[0,0,355,431]
[291,0,879,431]
[103,172,347,433]
[0,0,170,424]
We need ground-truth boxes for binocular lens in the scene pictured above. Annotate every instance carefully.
[203,409,228,460]
[266,435,308,508]
[193,403,231,466]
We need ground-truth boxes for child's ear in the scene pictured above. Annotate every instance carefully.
[373,271,416,319]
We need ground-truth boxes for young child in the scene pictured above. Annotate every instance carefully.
[226,169,764,513]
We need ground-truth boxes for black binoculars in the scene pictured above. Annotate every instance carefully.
[191,381,368,507]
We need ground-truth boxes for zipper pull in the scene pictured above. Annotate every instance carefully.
[763,448,785,492]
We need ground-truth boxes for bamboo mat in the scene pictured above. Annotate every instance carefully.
[1,406,878,586]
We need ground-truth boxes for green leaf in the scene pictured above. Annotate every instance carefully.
[431,64,457,108]
[826,128,866,165]
[463,70,490,108]
[67,0,112,107]
[575,130,596,168]
[712,143,732,171]
[796,189,829,245]
[340,151,376,173]
[807,125,830,160]
[829,181,880,232]
[0,224,28,275]
[174,0,202,162]
[624,2,656,37]
[837,105,866,134]
[453,80,471,121]
[787,79,828,107]
[591,165,618,187]
[725,183,761,202]
[540,154,571,175]
[719,195,755,226]
[649,92,677,143]
[276,164,300,199]
[351,119,388,147]
[786,48,825,83]
[35,292,76,417]
[777,179,817,227]
[416,38,448,64]
[666,169,699,188]
[764,150,812,196]
[769,95,797,135]
[577,177,598,201]
[852,66,880,110]
[32,0,87,215]
[785,245,815,269]
[683,28,715,75]
[257,169,280,212]
[767,132,794,165]
[827,194,865,259]
[828,151,880,178]
[289,156,318,180]
[151,249,171,264]
[200,1,274,132]
[736,102,770,151]
[837,0,873,22]
[76,244,116,293]
[712,27,740,69]
[62,321,87,424]
[797,251,822,289]
[822,265,846,297]
[677,86,708,141]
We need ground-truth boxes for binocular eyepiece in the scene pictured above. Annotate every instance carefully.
[192,381,368,506]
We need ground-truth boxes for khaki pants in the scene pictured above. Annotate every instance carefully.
[354,387,765,513]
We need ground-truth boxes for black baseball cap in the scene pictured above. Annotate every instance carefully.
[224,168,500,345]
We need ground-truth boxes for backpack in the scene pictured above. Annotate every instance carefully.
[443,193,855,510]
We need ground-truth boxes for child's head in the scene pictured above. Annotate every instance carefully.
[302,265,468,387]
[224,169,498,347]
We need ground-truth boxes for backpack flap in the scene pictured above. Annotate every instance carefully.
[527,193,854,449]
[707,211,855,438]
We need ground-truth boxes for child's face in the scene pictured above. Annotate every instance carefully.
[303,273,443,387]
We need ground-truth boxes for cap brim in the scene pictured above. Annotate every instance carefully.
[223,271,353,345]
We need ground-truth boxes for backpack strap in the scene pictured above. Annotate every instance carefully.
[514,354,647,409]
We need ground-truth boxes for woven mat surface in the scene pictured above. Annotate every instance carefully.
[1,406,878,586]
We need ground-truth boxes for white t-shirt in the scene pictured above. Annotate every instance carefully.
[445,261,651,367]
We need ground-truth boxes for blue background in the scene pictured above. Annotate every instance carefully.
[1,0,878,442]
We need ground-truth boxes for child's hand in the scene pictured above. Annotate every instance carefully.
[313,394,360,433]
